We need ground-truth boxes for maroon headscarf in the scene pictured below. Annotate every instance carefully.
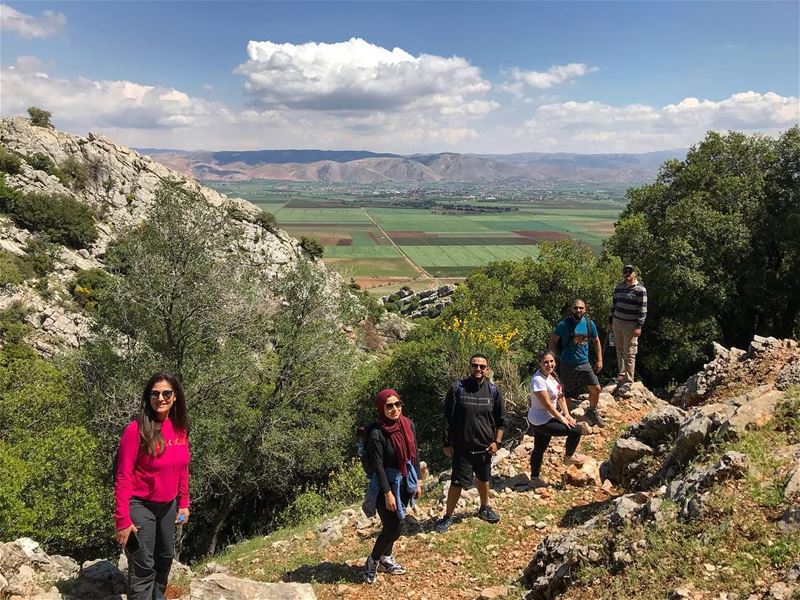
[375,388,416,476]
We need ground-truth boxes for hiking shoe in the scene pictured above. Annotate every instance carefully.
[378,555,406,575]
[477,505,501,524]
[529,476,550,490]
[586,408,605,428]
[435,515,454,534]
[564,453,588,466]
[363,555,378,584]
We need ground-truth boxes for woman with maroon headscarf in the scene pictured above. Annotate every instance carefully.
[362,388,421,584]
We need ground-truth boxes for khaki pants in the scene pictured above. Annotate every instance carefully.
[612,319,639,384]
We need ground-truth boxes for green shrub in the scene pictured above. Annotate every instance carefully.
[69,268,113,310]
[0,251,35,286]
[27,106,53,128]
[13,191,98,249]
[324,460,368,507]
[24,235,59,277]
[0,147,22,175]
[56,157,90,191]
[0,303,32,348]
[25,153,57,176]
[300,236,323,259]
[254,210,278,232]
[0,346,110,557]
[278,489,327,526]
[0,175,22,213]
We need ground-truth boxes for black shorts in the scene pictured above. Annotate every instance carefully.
[451,449,492,488]
[560,362,599,397]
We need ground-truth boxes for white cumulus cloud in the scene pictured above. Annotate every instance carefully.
[1,3,66,38]
[519,91,799,152]
[234,37,494,116]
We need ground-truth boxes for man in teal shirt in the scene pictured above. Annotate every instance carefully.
[549,299,605,427]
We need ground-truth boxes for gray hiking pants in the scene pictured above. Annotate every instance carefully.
[127,497,176,600]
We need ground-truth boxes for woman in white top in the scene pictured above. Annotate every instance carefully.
[528,350,586,486]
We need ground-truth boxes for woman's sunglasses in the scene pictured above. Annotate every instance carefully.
[150,390,175,400]
[385,401,403,410]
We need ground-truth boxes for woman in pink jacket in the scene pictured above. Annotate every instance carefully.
[114,371,190,600]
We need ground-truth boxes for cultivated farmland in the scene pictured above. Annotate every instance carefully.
[205,181,625,287]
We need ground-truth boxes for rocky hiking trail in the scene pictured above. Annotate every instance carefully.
[2,336,798,600]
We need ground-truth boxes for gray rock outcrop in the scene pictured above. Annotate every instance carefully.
[1,116,342,354]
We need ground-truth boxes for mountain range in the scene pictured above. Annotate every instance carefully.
[143,148,686,184]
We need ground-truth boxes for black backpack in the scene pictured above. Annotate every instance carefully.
[356,421,379,476]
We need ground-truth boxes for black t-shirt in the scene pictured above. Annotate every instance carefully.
[443,377,507,451]
[367,420,420,494]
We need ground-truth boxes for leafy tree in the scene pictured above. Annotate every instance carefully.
[12,191,98,249]
[606,127,800,384]
[79,181,365,557]
[0,147,22,175]
[254,210,278,232]
[27,106,53,128]
[0,346,109,558]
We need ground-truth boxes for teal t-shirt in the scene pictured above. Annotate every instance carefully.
[554,317,598,366]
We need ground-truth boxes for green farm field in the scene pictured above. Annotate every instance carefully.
[204,181,624,287]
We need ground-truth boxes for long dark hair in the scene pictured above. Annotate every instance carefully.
[138,370,189,457]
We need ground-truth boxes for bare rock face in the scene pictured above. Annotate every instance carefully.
[190,573,316,599]
[0,116,341,354]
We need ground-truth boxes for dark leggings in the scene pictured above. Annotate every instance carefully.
[127,497,176,600]
[370,490,408,560]
[530,419,582,477]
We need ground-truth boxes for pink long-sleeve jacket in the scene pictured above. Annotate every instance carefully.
[114,418,190,530]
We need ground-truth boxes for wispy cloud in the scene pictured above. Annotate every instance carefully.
[0,3,66,38]
[505,62,598,91]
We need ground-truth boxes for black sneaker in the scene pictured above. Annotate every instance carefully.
[477,505,501,524]
[435,515,454,533]
[586,408,606,428]
[363,555,378,584]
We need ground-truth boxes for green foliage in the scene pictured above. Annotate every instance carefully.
[0,147,22,175]
[0,251,35,286]
[27,106,53,128]
[0,174,22,213]
[77,181,365,557]
[324,460,368,507]
[278,490,327,526]
[24,235,59,277]
[300,235,324,259]
[254,210,278,232]
[25,152,57,175]
[69,268,113,310]
[774,387,800,436]
[12,191,98,249]
[347,284,385,322]
[0,346,110,557]
[0,303,32,349]
[56,156,90,191]
[606,127,800,384]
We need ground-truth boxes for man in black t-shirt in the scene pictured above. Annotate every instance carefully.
[435,354,507,534]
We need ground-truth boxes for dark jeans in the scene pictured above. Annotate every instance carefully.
[127,497,176,600]
[529,419,582,477]
[370,488,410,560]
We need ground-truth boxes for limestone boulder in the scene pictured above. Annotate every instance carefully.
[190,573,316,599]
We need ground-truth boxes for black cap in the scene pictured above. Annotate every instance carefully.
[623,264,635,271]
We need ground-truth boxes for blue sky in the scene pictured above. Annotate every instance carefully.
[2,1,798,153]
